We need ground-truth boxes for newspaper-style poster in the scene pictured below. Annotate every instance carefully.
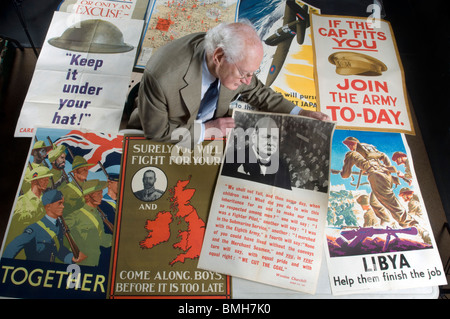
[14,11,143,138]
[325,130,447,295]
[310,14,414,135]
[135,0,239,68]
[198,109,335,294]
[0,127,123,298]
[108,136,231,299]
[237,0,320,112]
[57,0,151,20]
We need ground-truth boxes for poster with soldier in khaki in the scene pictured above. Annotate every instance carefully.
[0,127,123,299]
[325,130,446,295]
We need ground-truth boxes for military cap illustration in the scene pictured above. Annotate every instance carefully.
[26,166,54,181]
[356,194,370,206]
[32,140,52,153]
[106,165,120,182]
[48,144,67,163]
[342,136,359,146]
[48,19,134,53]
[328,52,387,76]
[82,180,107,196]
[42,189,64,206]
[70,156,95,172]
[399,187,414,196]
[392,151,406,161]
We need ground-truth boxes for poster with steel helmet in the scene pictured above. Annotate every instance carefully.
[310,14,415,135]
[14,11,143,138]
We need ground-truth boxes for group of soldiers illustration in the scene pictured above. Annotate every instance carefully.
[332,136,431,245]
[2,137,118,267]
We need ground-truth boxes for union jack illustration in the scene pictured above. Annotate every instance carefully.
[52,129,124,174]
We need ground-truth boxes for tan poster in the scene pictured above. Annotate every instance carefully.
[108,136,231,298]
[311,14,414,135]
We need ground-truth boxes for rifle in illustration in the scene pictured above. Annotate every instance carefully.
[58,216,80,259]
[98,161,109,180]
[330,168,369,188]
[337,226,418,252]
[331,168,411,188]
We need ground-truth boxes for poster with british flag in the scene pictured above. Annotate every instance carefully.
[0,127,123,299]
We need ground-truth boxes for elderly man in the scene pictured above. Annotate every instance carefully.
[128,21,329,144]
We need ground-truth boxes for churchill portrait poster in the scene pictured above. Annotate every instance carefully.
[14,11,143,137]
[310,14,414,135]
[199,109,336,294]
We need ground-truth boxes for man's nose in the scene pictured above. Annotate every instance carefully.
[241,75,252,85]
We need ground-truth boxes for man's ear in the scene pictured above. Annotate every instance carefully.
[213,47,226,65]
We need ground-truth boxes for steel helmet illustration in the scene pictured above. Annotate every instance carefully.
[48,19,134,53]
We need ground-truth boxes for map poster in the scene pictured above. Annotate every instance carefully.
[238,0,320,113]
[108,136,231,299]
[14,12,143,138]
[135,0,239,68]
[310,14,415,135]
[198,109,335,294]
[0,127,123,299]
[325,130,447,295]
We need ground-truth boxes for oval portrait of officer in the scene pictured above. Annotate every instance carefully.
[132,167,167,202]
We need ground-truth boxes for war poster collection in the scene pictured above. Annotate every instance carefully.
[0,0,446,300]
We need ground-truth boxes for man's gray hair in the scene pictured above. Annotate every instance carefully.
[204,20,261,64]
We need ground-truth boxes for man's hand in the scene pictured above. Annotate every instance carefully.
[204,117,235,139]
[73,251,87,264]
[299,109,331,121]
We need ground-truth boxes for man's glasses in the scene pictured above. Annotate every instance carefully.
[234,63,260,79]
